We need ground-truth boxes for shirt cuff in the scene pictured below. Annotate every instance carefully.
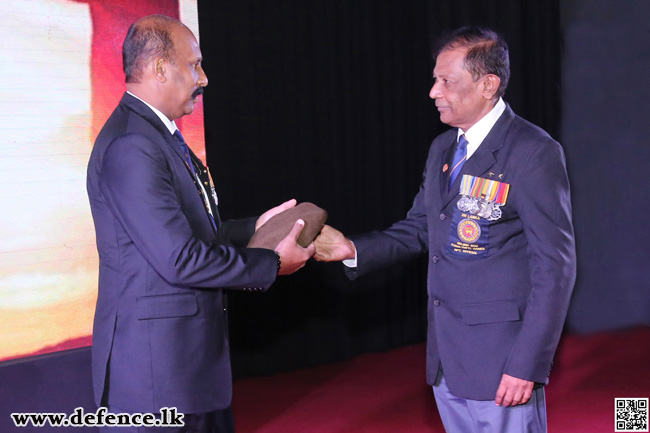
[342,241,357,268]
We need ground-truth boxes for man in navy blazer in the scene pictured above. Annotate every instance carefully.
[314,27,576,432]
[87,15,314,432]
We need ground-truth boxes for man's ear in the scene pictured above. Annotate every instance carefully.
[482,74,500,99]
[153,57,167,83]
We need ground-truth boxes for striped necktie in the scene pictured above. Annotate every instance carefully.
[448,134,468,190]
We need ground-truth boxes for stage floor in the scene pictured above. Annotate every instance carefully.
[233,327,650,433]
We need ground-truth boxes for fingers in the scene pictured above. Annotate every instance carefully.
[495,381,507,407]
[313,225,355,262]
[275,219,316,276]
[521,387,533,405]
[279,198,297,211]
[314,225,341,245]
[320,225,341,240]
[287,219,305,241]
[495,374,534,407]
[495,388,519,407]
[320,224,335,235]
[256,199,297,231]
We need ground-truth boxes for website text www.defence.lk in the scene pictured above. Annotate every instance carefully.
[11,407,184,428]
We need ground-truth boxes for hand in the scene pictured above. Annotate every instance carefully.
[256,198,297,231]
[314,225,356,262]
[494,373,534,407]
[274,219,316,275]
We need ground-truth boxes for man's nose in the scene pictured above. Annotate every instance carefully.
[429,83,441,99]
[199,66,208,87]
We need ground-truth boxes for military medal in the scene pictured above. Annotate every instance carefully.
[457,175,510,221]
[206,167,219,205]
[457,195,480,214]
[477,200,494,219]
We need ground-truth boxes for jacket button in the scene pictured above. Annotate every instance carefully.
[432,255,439,263]
[433,299,441,307]
[439,213,446,221]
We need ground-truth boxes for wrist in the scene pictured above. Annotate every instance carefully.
[274,251,281,274]
[346,239,357,261]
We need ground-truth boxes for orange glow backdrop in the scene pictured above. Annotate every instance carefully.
[0,0,204,362]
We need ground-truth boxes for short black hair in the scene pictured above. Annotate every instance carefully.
[435,26,510,99]
[122,15,179,83]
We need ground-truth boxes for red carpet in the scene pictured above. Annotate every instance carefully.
[232,327,650,432]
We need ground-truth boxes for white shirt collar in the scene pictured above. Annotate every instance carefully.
[457,98,506,160]
[127,91,178,135]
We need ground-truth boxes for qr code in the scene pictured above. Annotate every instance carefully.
[616,398,649,432]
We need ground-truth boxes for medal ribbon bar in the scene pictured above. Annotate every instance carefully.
[460,175,510,205]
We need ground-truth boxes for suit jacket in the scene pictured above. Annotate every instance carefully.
[347,104,576,400]
[86,93,278,414]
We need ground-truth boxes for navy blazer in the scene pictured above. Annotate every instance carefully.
[87,93,278,414]
[347,104,576,400]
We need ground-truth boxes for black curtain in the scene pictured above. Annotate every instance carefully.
[197,0,562,378]
[560,0,650,333]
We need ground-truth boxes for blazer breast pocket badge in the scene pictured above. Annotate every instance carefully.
[448,175,510,258]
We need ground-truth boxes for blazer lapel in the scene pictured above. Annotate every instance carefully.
[120,93,221,230]
[438,136,457,200]
[120,93,190,169]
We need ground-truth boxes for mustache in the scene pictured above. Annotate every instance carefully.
[191,87,204,99]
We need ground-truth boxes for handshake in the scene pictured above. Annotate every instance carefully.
[249,199,355,275]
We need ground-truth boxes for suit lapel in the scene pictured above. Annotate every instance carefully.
[120,93,221,230]
[438,135,457,200]
[120,93,190,168]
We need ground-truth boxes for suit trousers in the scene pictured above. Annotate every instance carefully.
[99,406,235,433]
[433,374,547,433]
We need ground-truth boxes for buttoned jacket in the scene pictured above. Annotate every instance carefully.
[87,93,277,413]
[347,104,576,400]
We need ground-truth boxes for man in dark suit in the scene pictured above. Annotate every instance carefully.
[86,15,314,432]
[314,27,576,432]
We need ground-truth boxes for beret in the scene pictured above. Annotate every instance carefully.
[247,202,327,249]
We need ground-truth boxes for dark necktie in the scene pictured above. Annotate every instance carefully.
[173,130,218,230]
[173,130,196,175]
[448,134,468,190]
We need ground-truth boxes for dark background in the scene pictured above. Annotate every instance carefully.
[2,0,648,430]
[197,0,649,378]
